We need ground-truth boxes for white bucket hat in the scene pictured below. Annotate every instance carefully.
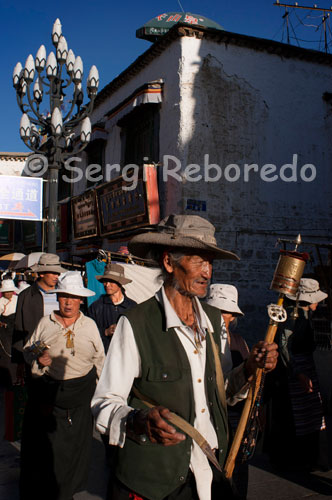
[286,278,328,304]
[49,271,95,298]
[206,284,244,316]
[0,279,19,293]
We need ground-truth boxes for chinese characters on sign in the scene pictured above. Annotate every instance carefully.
[0,176,43,221]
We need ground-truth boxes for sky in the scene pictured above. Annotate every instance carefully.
[1,0,330,152]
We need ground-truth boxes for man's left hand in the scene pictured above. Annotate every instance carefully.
[105,324,116,337]
[245,340,278,378]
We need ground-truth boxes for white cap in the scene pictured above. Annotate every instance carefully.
[286,278,328,304]
[49,271,95,297]
[0,279,19,293]
[206,284,244,316]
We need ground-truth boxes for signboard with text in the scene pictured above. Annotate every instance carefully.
[96,165,160,236]
[0,176,43,221]
[71,191,98,239]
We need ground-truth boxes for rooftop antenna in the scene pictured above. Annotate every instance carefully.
[274,2,332,53]
[177,0,185,13]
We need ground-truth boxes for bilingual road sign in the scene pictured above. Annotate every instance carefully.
[0,175,43,221]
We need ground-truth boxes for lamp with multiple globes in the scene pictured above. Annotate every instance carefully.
[13,18,99,252]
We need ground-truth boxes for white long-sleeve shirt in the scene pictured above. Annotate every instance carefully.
[24,311,105,380]
[91,287,249,500]
[0,295,18,316]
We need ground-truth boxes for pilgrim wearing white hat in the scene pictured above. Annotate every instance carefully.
[0,279,19,294]
[206,283,249,497]
[51,271,95,297]
[286,278,328,304]
[21,270,104,500]
[266,277,329,472]
[0,280,18,316]
[206,284,244,316]
[206,284,248,378]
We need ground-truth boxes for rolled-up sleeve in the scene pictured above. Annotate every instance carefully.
[91,315,141,447]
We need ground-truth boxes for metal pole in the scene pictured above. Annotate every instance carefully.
[47,165,58,253]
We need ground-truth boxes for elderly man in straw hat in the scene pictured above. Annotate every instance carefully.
[21,271,105,500]
[88,263,137,353]
[12,253,66,373]
[92,214,278,500]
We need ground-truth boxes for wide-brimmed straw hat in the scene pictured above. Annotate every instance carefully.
[49,271,95,297]
[128,214,239,261]
[95,263,132,286]
[31,253,67,274]
[286,278,328,304]
[0,279,19,293]
[206,284,244,316]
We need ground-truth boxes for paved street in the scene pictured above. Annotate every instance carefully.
[1,386,332,499]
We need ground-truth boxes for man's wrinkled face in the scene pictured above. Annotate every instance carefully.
[58,293,81,318]
[39,272,60,289]
[166,253,213,298]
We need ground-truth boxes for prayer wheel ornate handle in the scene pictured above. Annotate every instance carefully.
[224,239,308,479]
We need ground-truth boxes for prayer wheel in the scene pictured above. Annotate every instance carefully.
[270,250,308,296]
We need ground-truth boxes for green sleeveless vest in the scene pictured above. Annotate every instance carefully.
[116,297,229,500]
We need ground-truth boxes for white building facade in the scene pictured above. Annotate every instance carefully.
[67,25,332,342]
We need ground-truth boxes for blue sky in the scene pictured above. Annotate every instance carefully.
[0,0,328,152]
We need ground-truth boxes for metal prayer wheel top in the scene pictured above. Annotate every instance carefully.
[270,250,308,296]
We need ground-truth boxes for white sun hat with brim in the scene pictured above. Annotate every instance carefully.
[30,253,67,274]
[48,271,95,298]
[206,284,244,316]
[128,214,240,261]
[0,279,19,293]
[286,278,328,304]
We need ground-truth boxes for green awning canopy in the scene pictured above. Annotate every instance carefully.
[136,12,224,42]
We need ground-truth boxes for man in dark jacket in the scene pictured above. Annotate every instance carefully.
[88,263,136,353]
[88,262,136,467]
[12,253,66,372]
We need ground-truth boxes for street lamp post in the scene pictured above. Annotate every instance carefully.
[13,18,99,253]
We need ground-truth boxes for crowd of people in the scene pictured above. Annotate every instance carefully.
[0,214,330,500]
